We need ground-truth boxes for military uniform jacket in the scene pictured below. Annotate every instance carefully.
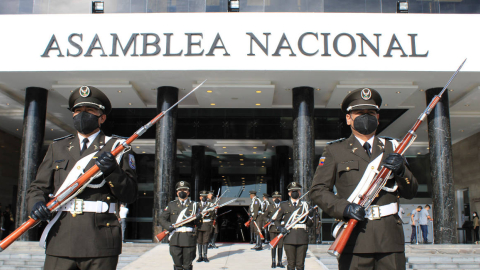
[198,200,215,232]
[159,198,199,247]
[265,202,281,233]
[249,196,262,221]
[310,135,418,254]
[274,200,313,245]
[26,132,138,257]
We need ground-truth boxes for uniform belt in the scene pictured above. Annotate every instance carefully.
[203,219,212,222]
[258,211,264,214]
[175,227,194,233]
[59,199,116,214]
[292,224,306,229]
[365,202,398,220]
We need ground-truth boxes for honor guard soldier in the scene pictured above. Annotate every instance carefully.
[208,190,219,249]
[310,88,418,270]
[265,191,285,268]
[26,86,138,270]
[275,182,314,270]
[196,190,215,262]
[248,190,263,250]
[160,181,201,270]
[261,193,271,243]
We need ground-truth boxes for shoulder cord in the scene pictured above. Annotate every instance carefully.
[87,138,128,189]
[286,201,308,227]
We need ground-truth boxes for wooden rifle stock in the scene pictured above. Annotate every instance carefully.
[269,233,284,248]
[155,230,169,242]
[255,222,265,240]
[327,219,358,258]
[263,221,271,229]
[244,217,252,228]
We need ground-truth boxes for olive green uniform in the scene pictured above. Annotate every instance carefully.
[310,135,418,270]
[197,201,215,244]
[159,198,198,270]
[274,200,313,270]
[26,132,138,270]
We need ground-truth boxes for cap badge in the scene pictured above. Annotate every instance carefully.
[292,182,296,187]
[361,88,372,100]
[79,86,90,98]
[180,181,185,187]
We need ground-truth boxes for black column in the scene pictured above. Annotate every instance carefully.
[293,86,315,244]
[205,156,212,192]
[153,86,178,242]
[16,87,48,241]
[276,146,289,196]
[426,87,456,244]
[292,87,315,193]
[192,146,206,201]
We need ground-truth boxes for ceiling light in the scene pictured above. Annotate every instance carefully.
[465,104,470,107]
[142,151,146,153]
[241,163,244,166]
[460,130,464,132]
[6,103,9,106]
[242,177,245,179]
[420,89,424,92]
[224,152,228,154]
[222,176,225,177]
[216,156,219,158]
[316,88,320,91]
[240,159,243,161]
[263,157,266,159]
[128,103,132,105]
[118,90,122,93]
[92,1,105,13]
[221,165,224,167]
[253,152,256,154]
[253,147,257,149]
[396,91,401,94]
[51,129,54,131]
[16,129,19,131]
[417,152,421,155]
[223,146,227,148]
[449,89,454,92]
[384,104,388,107]
[239,154,243,156]
[256,90,262,93]
[426,147,429,150]
[255,104,261,106]
[207,90,213,93]
[219,161,222,163]
[211,103,216,106]
[262,161,265,163]
[180,161,183,163]
[289,158,291,159]
[136,146,140,148]
[262,166,264,168]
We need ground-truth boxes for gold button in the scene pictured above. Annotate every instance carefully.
[106,223,110,227]
[72,213,77,218]
[109,182,114,187]
[346,167,350,171]
[405,178,409,181]
[56,165,59,170]
[107,197,111,200]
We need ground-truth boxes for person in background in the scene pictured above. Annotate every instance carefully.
[418,205,433,244]
[472,211,479,244]
[410,206,421,244]
[1,205,14,241]
[119,203,129,243]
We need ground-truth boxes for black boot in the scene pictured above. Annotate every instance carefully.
[174,266,183,270]
[287,267,295,270]
[296,267,304,270]
[271,247,277,268]
[203,244,209,262]
[196,244,203,262]
[183,265,192,270]
[251,235,259,249]
[277,248,285,268]
[255,235,263,251]
[212,233,218,248]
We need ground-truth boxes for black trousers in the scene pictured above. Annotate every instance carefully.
[170,245,196,268]
[44,255,118,270]
[338,252,406,270]
[283,244,308,269]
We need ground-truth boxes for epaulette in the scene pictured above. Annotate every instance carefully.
[53,134,74,142]
[378,136,400,142]
[112,134,128,140]
[326,138,346,145]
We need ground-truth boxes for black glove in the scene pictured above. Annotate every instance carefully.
[95,152,118,177]
[30,201,51,221]
[277,226,288,234]
[308,208,315,217]
[195,212,203,219]
[382,153,405,177]
[343,203,365,221]
[167,225,175,233]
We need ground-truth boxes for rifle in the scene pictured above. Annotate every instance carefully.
[270,205,318,248]
[263,191,310,229]
[328,58,467,258]
[0,80,207,252]
[155,198,237,242]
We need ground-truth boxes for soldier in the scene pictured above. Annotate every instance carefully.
[261,193,271,244]
[26,86,138,270]
[248,190,263,250]
[274,182,314,270]
[208,190,219,249]
[265,191,285,268]
[160,181,201,270]
[196,190,215,262]
[310,88,418,270]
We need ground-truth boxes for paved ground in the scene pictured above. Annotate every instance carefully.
[123,243,328,270]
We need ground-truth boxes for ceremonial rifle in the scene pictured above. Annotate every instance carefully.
[270,205,318,248]
[0,80,208,252]
[328,58,467,258]
[155,198,238,242]
[263,191,310,229]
